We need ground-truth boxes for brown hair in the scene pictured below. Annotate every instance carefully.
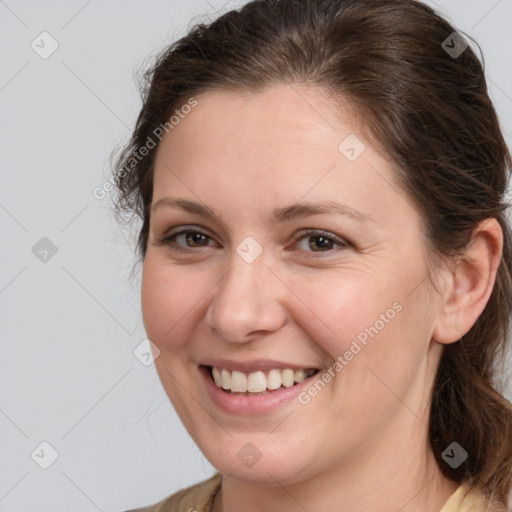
[112,0,512,505]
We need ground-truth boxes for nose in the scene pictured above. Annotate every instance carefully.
[205,250,288,343]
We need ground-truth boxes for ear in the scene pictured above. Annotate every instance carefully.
[432,218,503,345]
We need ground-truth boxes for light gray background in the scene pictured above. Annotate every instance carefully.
[1,1,511,511]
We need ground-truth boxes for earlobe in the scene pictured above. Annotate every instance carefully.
[432,218,503,345]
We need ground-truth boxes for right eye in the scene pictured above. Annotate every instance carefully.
[156,228,217,252]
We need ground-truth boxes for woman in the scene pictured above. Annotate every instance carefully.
[115,0,512,510]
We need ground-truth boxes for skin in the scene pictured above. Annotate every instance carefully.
[141,83,503,512]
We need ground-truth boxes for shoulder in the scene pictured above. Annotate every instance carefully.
[125,473,222,512]
[440,484,508,512]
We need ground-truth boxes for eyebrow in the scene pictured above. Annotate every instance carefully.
[151,197,375,225]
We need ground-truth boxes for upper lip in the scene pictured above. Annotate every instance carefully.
[199,358,321,373]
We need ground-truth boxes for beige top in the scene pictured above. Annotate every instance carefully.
[126,473,493,512]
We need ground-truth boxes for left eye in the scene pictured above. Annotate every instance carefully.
[294,230,348,255]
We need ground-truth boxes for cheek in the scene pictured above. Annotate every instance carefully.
[141,256,204,351]
[292,274,400,358]
[319,279,433,412]
[302,269,427,387]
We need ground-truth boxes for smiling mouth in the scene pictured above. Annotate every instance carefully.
[204,365,320,396]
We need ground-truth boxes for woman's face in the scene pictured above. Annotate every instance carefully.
[141,84,445,485]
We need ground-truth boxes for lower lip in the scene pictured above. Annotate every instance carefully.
[200,366,317,415]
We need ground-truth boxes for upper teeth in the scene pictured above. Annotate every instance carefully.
[211,366,316,393]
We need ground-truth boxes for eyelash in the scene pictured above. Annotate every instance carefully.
[155,227,350,257]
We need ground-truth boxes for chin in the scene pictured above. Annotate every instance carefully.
[198,434,321,486]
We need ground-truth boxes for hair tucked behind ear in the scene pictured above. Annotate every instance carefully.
[112,0,512,504]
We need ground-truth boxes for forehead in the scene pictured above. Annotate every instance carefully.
[151,83,416,232]
[172,84,358,148]
[155,84,365,183]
